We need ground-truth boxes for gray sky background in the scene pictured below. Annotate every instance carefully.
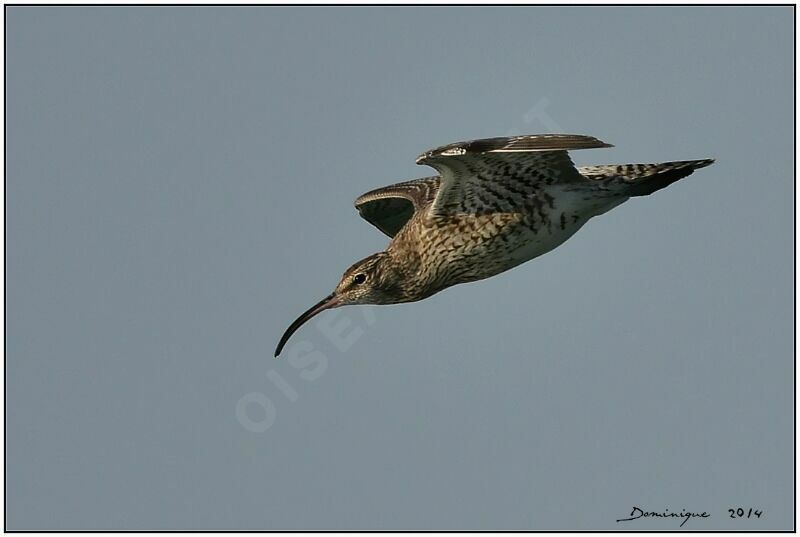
[6,6,793,531]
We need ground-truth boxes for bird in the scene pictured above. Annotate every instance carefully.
[274,134,713,357]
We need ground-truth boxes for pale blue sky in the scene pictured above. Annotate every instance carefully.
[7,6,793,530]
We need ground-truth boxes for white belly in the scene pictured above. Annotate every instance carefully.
[507,221,587,265]
[505,192,627,267]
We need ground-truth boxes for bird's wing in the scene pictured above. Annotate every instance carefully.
[354,176,441,237]
[416,134,613,215]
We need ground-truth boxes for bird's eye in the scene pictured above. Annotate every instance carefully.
[353,273,367,285]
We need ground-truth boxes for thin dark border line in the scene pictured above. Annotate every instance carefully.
[793,3,797,534]
[2,3,799,6]
[2,3,796,533]
[5,4,8,535]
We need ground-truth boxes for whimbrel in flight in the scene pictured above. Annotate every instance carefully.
[275,134,713,357]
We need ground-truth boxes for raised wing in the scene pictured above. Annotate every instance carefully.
[416,134,613,215]
[354,176,440,237]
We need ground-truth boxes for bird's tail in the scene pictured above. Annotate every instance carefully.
[577,159,715,197]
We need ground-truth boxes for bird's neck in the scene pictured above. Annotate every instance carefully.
[382,247,442,302]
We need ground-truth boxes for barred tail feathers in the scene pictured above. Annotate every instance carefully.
[577,159,715,197]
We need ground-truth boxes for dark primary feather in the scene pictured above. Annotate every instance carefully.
[415,134,613,216]
[416,134,613,162]
[354,176,440,237]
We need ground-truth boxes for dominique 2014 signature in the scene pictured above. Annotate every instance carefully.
[616,506,763,528]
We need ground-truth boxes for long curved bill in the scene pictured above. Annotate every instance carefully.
[274,293,339,357]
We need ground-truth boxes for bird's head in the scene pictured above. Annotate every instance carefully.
[274,252,409,357]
